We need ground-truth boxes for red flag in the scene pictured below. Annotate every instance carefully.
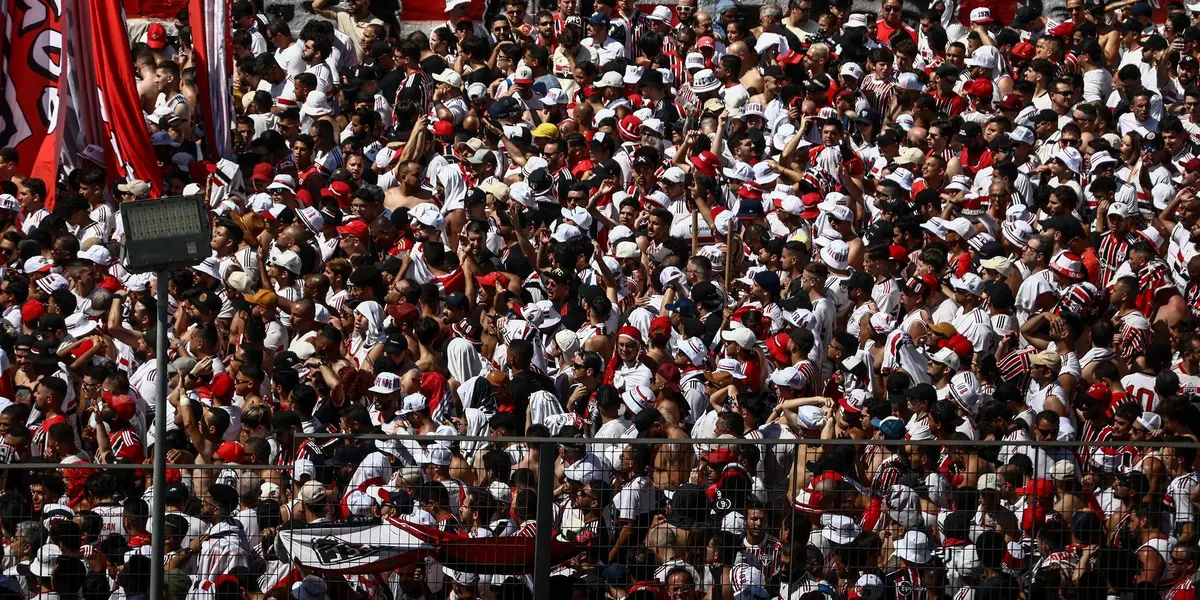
[189,0,234,158]
[189,0,216,156]
[0,0,64,182]
[86,0,161,196]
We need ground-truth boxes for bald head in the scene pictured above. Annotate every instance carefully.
[283,224,311,245]
[907,127,928,148]
[292,298,315,319]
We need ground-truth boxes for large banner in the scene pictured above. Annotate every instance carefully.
[276,520,438,574]
[124,0,187,20]
[275,519,582,575]
[189,0,233,159]
[0,0,63,183]
[85,0,161,195]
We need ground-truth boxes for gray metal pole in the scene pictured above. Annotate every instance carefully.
[149,270,169,600]
[532,441,558,596]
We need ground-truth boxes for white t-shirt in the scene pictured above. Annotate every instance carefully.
[613,474,655,522]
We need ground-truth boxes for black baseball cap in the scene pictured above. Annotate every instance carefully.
[1032,109,1059,123]
[905,383,937,404]
[444,293,469,311]
[545,268,572,284]
[846,271,874,292]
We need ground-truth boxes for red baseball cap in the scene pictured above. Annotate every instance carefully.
[696,36,716,50]
[700,446,736,465]
[778,49,805,66]
[476,272,509,287]
[21,300,45,324]
[736,185,762,200]
[147,23,167,50]
[966,78,994,99]
[336,218,370,239]
[1017,478,1056,500]
[943,333,975,363]
[216,441,248,464]
[108,394,137,421]
[98,275,122,293]
[432,120,455,137]
[251,163,274,182]
[649,316,671,335]
[1085,382,1113,404]
[888,245,909,264]
[997,94,1021,110]
[1048,21,1076,37]
[210,373,235,402]
[1011,41,1036,61]
[688,151,719,177]
[329,180,352,200]
[388,303,419,324]
[801,192,822,220]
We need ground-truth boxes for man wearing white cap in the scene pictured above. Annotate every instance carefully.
[949,273,993,349]
[431,69,468,124]
[927,347,960,399]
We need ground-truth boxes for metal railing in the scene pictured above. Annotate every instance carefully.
[3,435,1197,599]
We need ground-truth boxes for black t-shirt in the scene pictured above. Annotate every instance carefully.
[557,298,588,332]
[473,249,504,276]
[397,70,429,108]
[501,245,533,279]
[700,310,723,349]
[379,69,405,105]
[651,99,680,125]
[509,370,556,416]
[420,55,449,76]
[975,575,1020,600]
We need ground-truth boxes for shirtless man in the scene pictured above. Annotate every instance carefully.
[652,388,693,493]
[726,41,764,96]
[13,338,65,406]
[135,48,160,113]
[383,161,434,212]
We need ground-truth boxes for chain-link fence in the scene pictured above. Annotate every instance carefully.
[1,436,1197,600]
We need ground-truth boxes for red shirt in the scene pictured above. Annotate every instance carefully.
[950,251,972,278]
[571,158,595,180]
[106,427,145,464]
[875,19,917,45]
[429,268,466,295]
[740,353,764,393]
[31,414,66,458]
[959,147,994,175]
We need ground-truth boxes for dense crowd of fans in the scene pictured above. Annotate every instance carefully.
[3,0,1200,599]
